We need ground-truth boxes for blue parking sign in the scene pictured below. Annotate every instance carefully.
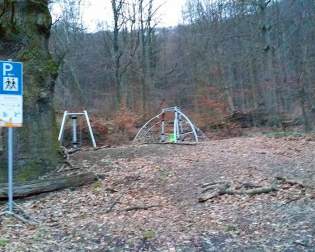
[0,61,23,96]
[0,60,23,127]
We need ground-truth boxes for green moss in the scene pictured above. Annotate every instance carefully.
[0,20,19,40]
[0,239,9,247]
[43,58,59,77]
[18,48,58,77]
[18,48,42,61]
[224,224,239,233]
[15,161,44,182]
[92,181,102,193]
[142,230,155,240]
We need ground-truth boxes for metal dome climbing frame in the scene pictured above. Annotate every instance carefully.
[134,107,207,144]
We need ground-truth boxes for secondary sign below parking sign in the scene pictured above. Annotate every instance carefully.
[0,60,23,127]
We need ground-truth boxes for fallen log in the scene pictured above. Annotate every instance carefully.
[0,172,98,200]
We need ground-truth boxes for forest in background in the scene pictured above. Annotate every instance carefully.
[50,0,315,143]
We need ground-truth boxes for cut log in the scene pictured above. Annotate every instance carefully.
[0,172,98,200]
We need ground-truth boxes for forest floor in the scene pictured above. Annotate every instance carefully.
[1,136,315,251]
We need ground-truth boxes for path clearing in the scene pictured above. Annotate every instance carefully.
[1,137,315,251]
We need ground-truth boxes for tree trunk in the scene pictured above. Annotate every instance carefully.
[0,0,62,182]
[112,0,122,109]
[258,0,279,124]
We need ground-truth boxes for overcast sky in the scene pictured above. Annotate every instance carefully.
[52,0,186,32]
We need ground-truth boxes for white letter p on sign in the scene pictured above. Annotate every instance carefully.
[3,63,13,76]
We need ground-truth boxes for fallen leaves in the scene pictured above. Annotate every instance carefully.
[0,136,314,251]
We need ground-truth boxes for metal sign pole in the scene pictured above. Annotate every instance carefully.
[0,60,37,224]
[6,58,15,214]
[7,127,13,213]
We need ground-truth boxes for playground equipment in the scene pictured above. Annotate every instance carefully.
[58,110,96,148]
[134,107,207,144]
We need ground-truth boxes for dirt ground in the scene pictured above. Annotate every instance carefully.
[1,136,315,251]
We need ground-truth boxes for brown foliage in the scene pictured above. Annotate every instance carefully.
[106,107,140,145]
[190,86,229,130]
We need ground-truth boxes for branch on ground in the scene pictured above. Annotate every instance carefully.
[122,205,161,212]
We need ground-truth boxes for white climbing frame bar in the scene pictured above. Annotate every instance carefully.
[173,108,178,143]
[58,110,68,142]
[84,110,97,148]
[178,109,199,143]
[134,112,163,140]
[161,113,166,142]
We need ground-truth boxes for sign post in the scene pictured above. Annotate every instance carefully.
[0,60,23,214]
[8,127,13,213]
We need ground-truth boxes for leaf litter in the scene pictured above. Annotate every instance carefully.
[0,136,315,251]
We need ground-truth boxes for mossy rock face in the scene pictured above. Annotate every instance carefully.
[0,0,62,182]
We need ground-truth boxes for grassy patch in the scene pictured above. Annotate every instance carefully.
[142,230,156,240]
[224,224,240,235]
[92,180,102,193]
[0,238,9,247]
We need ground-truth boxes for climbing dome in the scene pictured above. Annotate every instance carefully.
[134,107,207,144]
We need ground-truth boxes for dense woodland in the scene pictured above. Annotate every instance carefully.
[1,0,315,178]
[51,0,315,132]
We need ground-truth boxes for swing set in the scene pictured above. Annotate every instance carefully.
[58,110,96,148]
